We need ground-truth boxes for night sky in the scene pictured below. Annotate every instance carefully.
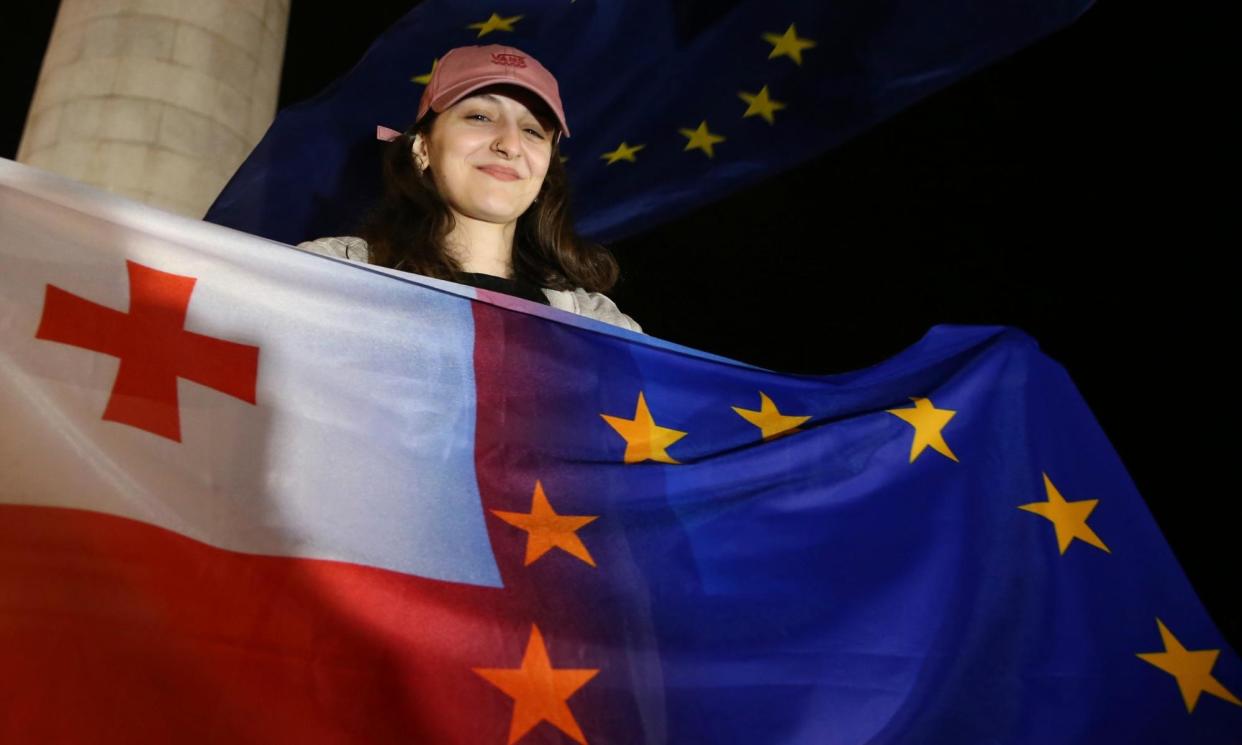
[4,2,1232,647]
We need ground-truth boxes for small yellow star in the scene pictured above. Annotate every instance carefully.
[468,12,523,37]
[738,85,787,124]
[1137,619,1241,713]
[600,141,646,165]
[886,396,958,463]
[1018,473,1110,554]
[410,58,437,85]
[732,391,810,440]
[601,392,687,464]
[492,481,599,567]
[762,24,817,65]
[678,121,726,158]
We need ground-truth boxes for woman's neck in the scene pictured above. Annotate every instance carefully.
[446,214,516,278]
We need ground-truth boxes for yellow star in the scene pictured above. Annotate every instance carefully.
[600,141,646,164]
[762,24,817,65]
[601,391,687,464]
[410,58,436,85]
[886,396,958,463]
[1018,472,1110,554]
[467,12,523,37]
[492,481,599,567]
[738,85,787,124]
[1137,619,1242,713]
[732,391,810,440]
[678,121,726,158]
[474,625,599,745]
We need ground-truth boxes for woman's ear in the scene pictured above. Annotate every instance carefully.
[411,132,429,173]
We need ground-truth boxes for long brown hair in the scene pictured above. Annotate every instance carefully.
[357,114,619,292]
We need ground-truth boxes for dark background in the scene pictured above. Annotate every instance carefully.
[4,3,1232,647]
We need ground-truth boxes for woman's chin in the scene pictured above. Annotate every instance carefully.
[460,201,534,226]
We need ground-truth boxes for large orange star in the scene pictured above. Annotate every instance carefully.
[886,396,958,463]
[492,481,599,567]
[1018,472,1109,554]
[474,625,600,744]
[1137,618,1241,713]
[600,391,687,464]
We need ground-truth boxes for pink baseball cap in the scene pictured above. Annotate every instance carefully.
[416,45,570,138]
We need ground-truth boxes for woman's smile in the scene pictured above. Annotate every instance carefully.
[477,164,521,181]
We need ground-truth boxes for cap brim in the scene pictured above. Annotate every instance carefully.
[429,76,570,138]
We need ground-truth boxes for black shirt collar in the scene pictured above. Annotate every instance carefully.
[458,272,550,306]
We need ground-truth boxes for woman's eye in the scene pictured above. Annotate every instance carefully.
[467,113,491,122]
[524,128,546,140]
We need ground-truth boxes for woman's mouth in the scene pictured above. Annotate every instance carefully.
[478,165,520,181]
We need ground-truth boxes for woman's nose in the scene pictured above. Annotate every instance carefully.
[491,122,522,158]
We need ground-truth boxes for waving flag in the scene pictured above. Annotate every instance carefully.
[205,0,1094,244]
[4,158,1240,743]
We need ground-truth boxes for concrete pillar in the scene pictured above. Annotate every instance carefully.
[17,0,290,218]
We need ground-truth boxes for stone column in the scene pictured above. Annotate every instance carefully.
[17,0,290,218]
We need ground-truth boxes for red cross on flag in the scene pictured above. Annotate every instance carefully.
[35,260,260,441]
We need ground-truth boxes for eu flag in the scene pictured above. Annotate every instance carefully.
[206,0,1094,244]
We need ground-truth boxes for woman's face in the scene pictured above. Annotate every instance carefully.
[413,88,555,227]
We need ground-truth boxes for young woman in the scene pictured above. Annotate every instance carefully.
[298,44,641,332]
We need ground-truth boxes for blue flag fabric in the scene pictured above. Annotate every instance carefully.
[2,159,1240,741]
[475,318,1242,744]
[205,0,1094,245]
